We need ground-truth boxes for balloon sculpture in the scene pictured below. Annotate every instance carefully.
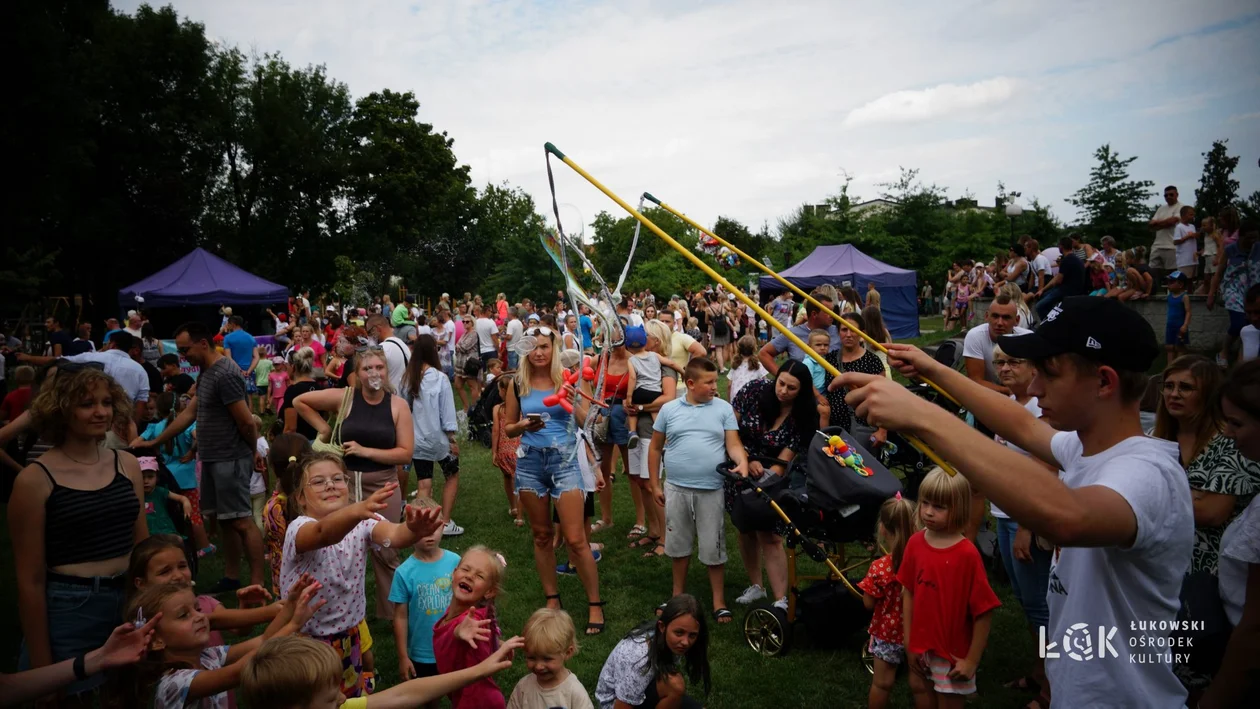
[824,434,874,477]
[695,234,740,268]
[542,357,604,413]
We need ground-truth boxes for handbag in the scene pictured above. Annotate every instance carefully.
[1173,569,1233,674]
[311,387,354,458]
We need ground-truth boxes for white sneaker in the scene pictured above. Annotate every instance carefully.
[772,596,789,611]
[736,584,766,604]
[442,520,465,537]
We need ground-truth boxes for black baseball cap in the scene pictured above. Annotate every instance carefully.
[999,296,1159,372]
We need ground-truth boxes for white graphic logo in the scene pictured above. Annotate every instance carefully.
[1045,304,1063,322]
[1086,337,1102,350]
[1039,624,1119,661]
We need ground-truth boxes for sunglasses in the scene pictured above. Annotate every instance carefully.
[526,327,554,337]
[54,360,106,374]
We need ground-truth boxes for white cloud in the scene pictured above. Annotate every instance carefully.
[114,0,1260,233]
[842,78,1020,128]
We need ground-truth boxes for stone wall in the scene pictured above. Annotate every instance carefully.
[970,295,1231,351]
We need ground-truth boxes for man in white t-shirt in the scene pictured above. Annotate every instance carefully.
[840,297,1192,709]
[1026,239,1052,296]
[474,305,499,367]
[504,307,525,370]
[366,314,410,394]
[1148,184,1184,281]
[962,294,1031,392]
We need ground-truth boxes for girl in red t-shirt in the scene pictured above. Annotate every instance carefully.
[896,468,1001,707]
[858,492,917,709]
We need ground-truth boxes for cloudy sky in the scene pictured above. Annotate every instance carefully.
[120,0,1260,237]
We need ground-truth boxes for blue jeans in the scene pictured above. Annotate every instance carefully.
[605,402,630,446]
[19,576,127,695]
[515,443,584,498]
[1034,287,1062,319]
[508,351,520,370]
[996,517,1051,628]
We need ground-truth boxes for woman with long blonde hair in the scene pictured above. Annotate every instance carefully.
[502,325,605,635]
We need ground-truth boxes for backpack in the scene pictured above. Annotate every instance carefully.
[454,329,479,371]
[711,307,729,338]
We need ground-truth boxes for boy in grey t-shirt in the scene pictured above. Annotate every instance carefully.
[835,297,1193,708]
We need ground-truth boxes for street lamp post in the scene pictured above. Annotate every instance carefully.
[1004,203,1023,247]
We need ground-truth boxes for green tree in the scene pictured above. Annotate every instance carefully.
[1194,139,1241,220]
[1065,144,1155,247]
[1239,191,1260,224]
[476,183,561,304]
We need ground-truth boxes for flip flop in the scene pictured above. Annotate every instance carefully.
[713,607,733,624]
[590,520,614,534]
[624,524,646,539]
[642,542,666,558]
[630,535,659,549]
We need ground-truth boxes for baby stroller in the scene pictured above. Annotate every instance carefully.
[722,427,902,663]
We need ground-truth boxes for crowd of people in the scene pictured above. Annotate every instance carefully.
[0,220,1258,708]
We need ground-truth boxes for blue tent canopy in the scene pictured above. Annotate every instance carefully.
[759,244,919,339]
[118,248,289,308]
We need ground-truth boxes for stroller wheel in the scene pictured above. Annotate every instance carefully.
[744,606,792,657]
[861,638,875,675]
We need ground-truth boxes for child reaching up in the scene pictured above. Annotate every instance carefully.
[128,535,280,648]
[491,376,523,526]
[858,493,917,709]
[111,575,322,709]
[506,608,593,709]
[897,468,1001,708]
[433,545,510,709]
[240,634,524,709]
[388,496,461,708]
[624,325,683,449]
[281,452,445,698]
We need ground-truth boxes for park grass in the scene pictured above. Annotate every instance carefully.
[0,322,1040,708]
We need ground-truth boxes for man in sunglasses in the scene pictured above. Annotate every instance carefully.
[132,321,266,593]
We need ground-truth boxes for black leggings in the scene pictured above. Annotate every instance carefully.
[639,677,703,708]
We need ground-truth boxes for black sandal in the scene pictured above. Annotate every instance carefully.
[713,607,734,624]
[586,600,606,635]
[642,541,666,558]
[630,535,659,549]
[545,593,562,610]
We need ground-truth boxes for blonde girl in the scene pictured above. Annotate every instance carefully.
[897,469,1001,708]
[279,452,443,698]
[432,545,510,708]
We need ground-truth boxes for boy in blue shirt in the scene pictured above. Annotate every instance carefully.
[388,496,461,696]
[648,357,749,624]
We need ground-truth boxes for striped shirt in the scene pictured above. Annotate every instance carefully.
[196,357,252,462]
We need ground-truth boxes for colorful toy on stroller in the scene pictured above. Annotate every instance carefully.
[721,427,902,661]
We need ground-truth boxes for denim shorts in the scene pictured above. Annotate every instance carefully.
[19,576,127,695]
[515,443,584,498]
[605,402,630,446]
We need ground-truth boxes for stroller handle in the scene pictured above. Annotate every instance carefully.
[716,455,790,485]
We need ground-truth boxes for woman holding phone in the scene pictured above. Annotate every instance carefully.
[503,325,606,635]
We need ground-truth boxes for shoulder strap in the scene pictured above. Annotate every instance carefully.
[388,338,410,365]
[34,460,56,486]
[114,449,123,476]
[329,386,354,445]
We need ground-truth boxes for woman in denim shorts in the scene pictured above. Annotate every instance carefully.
[502,325,606,635]
[11,366,147,698]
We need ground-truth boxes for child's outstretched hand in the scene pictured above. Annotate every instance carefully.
[479,635,524,674]
[236,584,274,608]
[403,504,444,539]
[287,582,327,630]
[454,612,494,649]
[358,482,398,519]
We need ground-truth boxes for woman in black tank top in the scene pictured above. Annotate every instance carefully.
[10,367,146,697]
[292,347,414,620]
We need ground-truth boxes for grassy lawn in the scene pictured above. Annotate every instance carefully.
[0,319,1040,707]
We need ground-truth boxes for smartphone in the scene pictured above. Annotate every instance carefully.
[526,413,544,425]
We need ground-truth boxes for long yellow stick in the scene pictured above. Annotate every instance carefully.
[644,193,962,409]
[544,143,958,477]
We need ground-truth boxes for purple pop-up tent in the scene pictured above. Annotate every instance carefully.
[118,248,288,308]
[759,244,919,338]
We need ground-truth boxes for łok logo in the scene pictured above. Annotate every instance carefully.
[1045,304,1063,322]
[1039,624,1119,661]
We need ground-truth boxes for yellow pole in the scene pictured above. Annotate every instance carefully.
[645,193,961,409]
[544,143,958,477]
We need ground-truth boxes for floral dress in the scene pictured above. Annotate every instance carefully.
[1220,239,1260,313]
[1185,435,1260,574]
[491,406,518,475]
[263,491,288,593]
